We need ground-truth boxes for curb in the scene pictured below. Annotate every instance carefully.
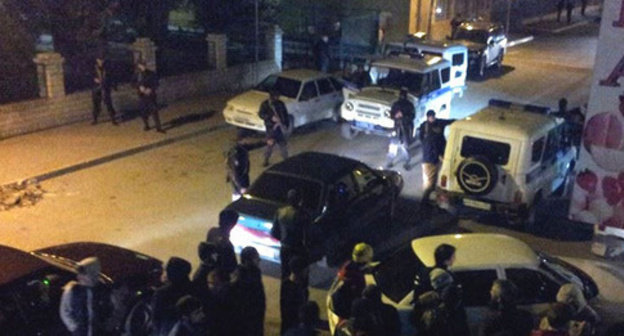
[529,19,589,34]
[5,123,231,188]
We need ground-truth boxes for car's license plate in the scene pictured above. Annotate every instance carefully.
[463,198,492,211]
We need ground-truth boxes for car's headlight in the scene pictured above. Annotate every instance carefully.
[345,101,354,111]
[384,108,391,118]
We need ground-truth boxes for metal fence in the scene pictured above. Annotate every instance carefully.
[282,37,375,72]
[0,69,39,104]
[227,28,268,67]
[157,34,209,77]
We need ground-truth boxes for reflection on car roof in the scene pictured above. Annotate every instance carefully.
[268,152,361,183]
[453,106,560,138]
[411,233,539,269]
[372,55,450,73]
[0,245,51,286]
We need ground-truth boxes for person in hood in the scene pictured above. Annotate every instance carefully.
[151,257,193,336]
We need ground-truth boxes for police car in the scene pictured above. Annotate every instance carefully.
[340,55,455,140]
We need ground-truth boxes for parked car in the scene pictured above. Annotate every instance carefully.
[226,152,403,266]
[327,233,599,335]
[450,20,507,77]
[436,99,577,229]
[0,242,163,335]
[223,69,344,134]
[340,55,455,140]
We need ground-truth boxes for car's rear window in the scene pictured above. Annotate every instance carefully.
[460,136,511,165]
[373,245,427,303]
[248,172,323,213]
[255,75,301,99]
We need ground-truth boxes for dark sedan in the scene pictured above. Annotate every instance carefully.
[226,152,403,266]
[0,242,162,335]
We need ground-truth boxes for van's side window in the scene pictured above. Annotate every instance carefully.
[441,67,450,84]
[531,137,545,163]
[542,127,562,162]
[431,71,441,91]
[452,53,464,66]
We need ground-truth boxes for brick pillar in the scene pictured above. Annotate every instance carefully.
[33,52,65,98]
[206,34,227,70]
[266,25,283,71]
[131,38,157,71]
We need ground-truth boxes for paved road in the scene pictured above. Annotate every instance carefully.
[2,20,622,334]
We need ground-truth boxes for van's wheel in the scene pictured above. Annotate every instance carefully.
[496,52,504,69]
[478,57,487,78]
[340,122,359,140]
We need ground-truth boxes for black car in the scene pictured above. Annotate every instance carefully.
[226,152,404,266]
[0,242,163,335]
[450,20,507,77]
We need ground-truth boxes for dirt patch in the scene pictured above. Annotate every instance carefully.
[0,180,45,211]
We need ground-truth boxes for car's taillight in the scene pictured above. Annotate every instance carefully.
[440,175,447,188]
[514,190,523,204]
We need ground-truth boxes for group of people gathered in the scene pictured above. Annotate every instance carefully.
[59,208,323,336]
[329,242,605,336]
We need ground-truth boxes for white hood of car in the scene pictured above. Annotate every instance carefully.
[351,87,400,106]
[228,90,295,113]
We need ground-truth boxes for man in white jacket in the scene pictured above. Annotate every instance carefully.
[59,257,112,336]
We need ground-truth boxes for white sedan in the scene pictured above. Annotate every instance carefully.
[223,69,344,133]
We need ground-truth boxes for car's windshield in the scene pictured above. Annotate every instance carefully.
[460,136,511,165]
[255,75,301,99]
[455,29,489,44]
[373,245,428,303]
[248,172,323,213]
[372,66,424,94]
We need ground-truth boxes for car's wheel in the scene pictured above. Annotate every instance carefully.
[340,122,359,140]
[496,52,504,69]
[456,156,498,196]
[478,57,487,78]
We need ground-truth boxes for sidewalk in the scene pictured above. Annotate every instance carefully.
[524,5,601,34]
[0,92,234,187]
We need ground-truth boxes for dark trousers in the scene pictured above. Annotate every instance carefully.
[264,130,288,164]
[92,88,116,123]
[139,95,162,131]
[280,247,309,287]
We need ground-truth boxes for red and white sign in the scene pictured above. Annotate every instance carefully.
[569,0,624,239]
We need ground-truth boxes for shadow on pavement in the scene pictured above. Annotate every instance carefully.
[467,65,515,82]
[162,109,216,131]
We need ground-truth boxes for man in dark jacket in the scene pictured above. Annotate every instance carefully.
[191,241,219,295]
[232,246,266,336]
[419,110,454,204]
[225,139,250,201]
[59,257,112,336]
[258,90,289,167]
[284,301,321,336]
[205,209,239,274]
[168,295,208,336]
[151,257,193,336]
[91,56,117,125]
[479,279,533,336]
[203,268,238,336]
[314,35,331,73]
[136,60,165,133]
[280,256,310,334]
[271,189,311,281]
[386,88,415,170]
[362,284,401,336]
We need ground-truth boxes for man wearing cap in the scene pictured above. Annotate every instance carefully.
[331,243,374,320]
[59,257,112,336]
[386,88,415,170]
[136,60,165,133]
[418,110,455,204]
[258,90,289,167]
[91,56,118,126]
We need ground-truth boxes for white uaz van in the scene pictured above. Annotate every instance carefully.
[340,55,454,140]
[436,100,577,228]
[385,39,467,96]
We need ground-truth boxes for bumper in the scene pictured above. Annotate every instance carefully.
[230,224,281,263]
[436,189,525,217]
[223,112,266,132]
[345,120,396,137]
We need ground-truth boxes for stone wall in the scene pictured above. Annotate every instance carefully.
[0,60,279,139]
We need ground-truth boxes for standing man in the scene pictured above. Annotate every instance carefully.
[92,56,117,125]
[419,110,454,204]
[386,88,415,170]
[280,256,310,335]
[59,257,112,336]
[450,13,464,39]
[271,189,311,282]
[232,246,266,336]
[151,257,193,336]
[566,0,575,24]
[206,209,239,274]
[258,90,289,167]
[225,139,250,201]
[557,0,565,22]
[313,35,331,73]
[136,60,165,133]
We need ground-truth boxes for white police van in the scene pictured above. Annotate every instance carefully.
[385,39,467,96]
[340,55,454,140]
